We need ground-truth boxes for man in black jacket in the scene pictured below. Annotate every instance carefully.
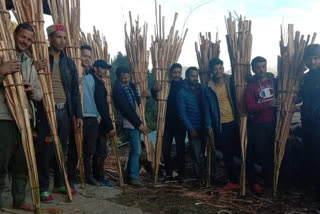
[152,63,186,182]
[37,24,82,202]
[301,44,320,200]
[82,60,115,186]
[113,66,148,187]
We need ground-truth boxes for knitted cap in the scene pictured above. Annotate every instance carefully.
[46,24,66,36]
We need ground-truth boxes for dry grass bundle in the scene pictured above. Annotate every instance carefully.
[0,1,40,212]
[124,11,152,162]
[273,24,316,194]
[150,3,188,183]
[80,27,124,186]
[225,12,252,196]
[48,0,85,189]
[195,32,220,86]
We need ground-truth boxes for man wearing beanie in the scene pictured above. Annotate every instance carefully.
[82,60,115,186]
[37,24,82,202]
[301,44,320,201]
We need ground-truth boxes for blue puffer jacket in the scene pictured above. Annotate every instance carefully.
[176,80,203,132]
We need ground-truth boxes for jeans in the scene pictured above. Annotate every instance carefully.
[125,128,141,179]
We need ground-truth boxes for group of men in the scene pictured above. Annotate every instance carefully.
[1,21,320,212]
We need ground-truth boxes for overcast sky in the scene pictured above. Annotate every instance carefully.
[44,0,320,72]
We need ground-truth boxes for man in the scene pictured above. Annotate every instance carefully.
[152,63,186,183]
[202,57,241,190]
[37,24,82,202]
[67,44,93,185]
[0,23,44,211]
[112,66,148,187]
[176,67,204,184]
[245,56,276,193]
[301,44,320,200]
[82,60,115,186]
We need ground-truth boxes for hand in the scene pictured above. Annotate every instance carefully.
[207,129,214,139]
[108,129,116,137]
[190,130,198,139]
[141,90,151,98]
[76,118,83,129]
[97,118,101,124]
[153,81,162,92]
[139,125,149,135]
[34,58,47,71]
[23,80,34,96]
[0,60,20,75]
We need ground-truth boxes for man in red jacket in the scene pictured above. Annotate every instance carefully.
[245,56,277,193]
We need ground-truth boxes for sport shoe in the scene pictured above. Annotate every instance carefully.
[86,176,101,186]
[251,184,263,194]
[128,178,144,187]
[176,175,185,184]
[40,191,54,203]
[225,182,240,190]
[53,186,77,195]
[100,179,115,187]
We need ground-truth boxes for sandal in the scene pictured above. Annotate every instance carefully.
[13,203,35,211]
[40,191,54,203]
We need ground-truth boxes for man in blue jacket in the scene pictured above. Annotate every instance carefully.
[301,44,320,200]
[202,57,241,190]
[176,67,204,184]
[82,60,116,186]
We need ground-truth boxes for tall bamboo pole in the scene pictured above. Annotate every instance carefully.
[80,27,124,186]
[0,1,40,213]
[273,24,316,195]
[151,3,188,183]
[225,13,252,196]
[125,12,152,162]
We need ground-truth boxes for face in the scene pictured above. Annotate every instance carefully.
[49,31,67,51]
[211,64,224,79]
[14,28,34,53]
[171,67,182,81]
[253,61,267,79]
[119,72,131,86]
[305,55,320,71]
[187,70,199,86]
[81,49,92,68]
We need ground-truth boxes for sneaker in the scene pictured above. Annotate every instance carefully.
[158,175,174,182]
[53,186,77,195]
[127,178,144,187]
[99,179,115,187]
[225,182,240,190]
[86,176,101,186]
[40,191,54,203]
[251,184,263,194]
[176,175,185,184]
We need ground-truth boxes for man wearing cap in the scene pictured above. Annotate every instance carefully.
[82,59,115,186]
[301,44,320,201]
[37,24,82,202]
[0,23,44,211]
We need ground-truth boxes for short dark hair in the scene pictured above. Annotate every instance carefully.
[93,59,111,69]
[14,23,35,34]
[251,56,267,69]
[169,63,182,73]
[185,66,198,78]
[116,66,131,78]
[304,44,320,61]
[80,45,92,52]
[209,57,223,70]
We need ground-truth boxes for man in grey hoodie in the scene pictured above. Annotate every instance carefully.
[0,23,44,211]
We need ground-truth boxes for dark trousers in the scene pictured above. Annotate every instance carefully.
[37,106,71,192]
[188,131,205,180]
[82,117,99,178]
[67,122,78,182]
[247,122,275,186]
[0,121,27,207]
[303,123,320,192]
[162,123,186,177]
[93,127,108,181]
[214,121,241,183]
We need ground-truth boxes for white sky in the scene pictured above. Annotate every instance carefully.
[43,0,320,72]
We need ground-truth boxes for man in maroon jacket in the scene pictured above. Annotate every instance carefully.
[245,56,277,193]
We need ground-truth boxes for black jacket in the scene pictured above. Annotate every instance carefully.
[112,80,142,128]
[90,73,113,133]
[49,51,82,119]
[301,69,320,126]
